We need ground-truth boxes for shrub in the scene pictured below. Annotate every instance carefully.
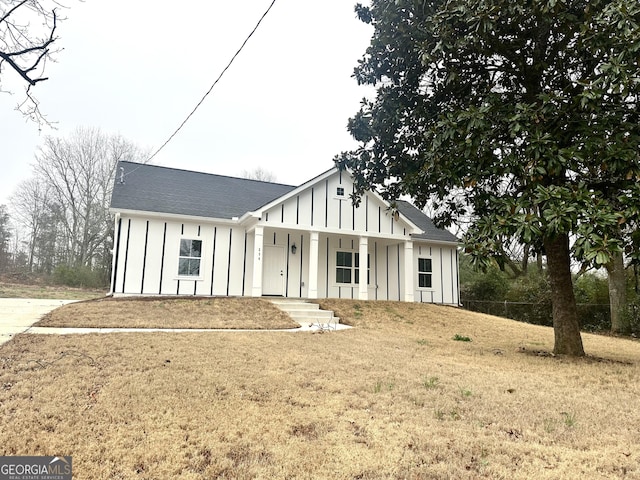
[460,260,614,331]
[459,257,509,301]
[53,265,108,289]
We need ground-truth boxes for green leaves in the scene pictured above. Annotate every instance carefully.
[338,0,640,267]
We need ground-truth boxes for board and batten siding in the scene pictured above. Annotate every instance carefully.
[261,171,404,236]
[112,216,250,297]
[413,243,459,305]
[112,217,459,305]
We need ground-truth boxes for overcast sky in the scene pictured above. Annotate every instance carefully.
[0,0,374,205]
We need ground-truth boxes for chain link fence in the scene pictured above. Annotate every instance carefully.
[461,299,611,331]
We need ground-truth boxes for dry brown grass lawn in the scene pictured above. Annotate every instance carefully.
[35,297,299,330]
[0,282,106,300]
[1,299,639,479]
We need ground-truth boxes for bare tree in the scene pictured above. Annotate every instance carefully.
[0,204,11,272]
[26,127,147,271]
[10,176,50,269]
[0,0,63,124]
[241,167,276,183]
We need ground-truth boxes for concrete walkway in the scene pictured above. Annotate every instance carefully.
[27,322,352,335]
[0,298,78,346]
[0,298,351,346]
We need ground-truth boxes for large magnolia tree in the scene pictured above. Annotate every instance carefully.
[337,0,640,356]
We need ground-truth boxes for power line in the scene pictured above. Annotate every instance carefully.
[143,0,278,166]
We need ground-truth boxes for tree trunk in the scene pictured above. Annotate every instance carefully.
[522,243,530,274]
[606,250,630,334]
[544,233,585,356]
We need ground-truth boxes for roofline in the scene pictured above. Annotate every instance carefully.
[109,207,240,225]
[117,160,296,189]
[411,237,461,246]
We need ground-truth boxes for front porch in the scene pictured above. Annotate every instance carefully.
[249,226,415,302]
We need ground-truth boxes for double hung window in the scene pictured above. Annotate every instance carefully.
[336,251,353,284]
[336,251,370,285]
[418,258,432,288]
[178,239,202,276]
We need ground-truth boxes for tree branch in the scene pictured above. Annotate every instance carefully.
[0,1,60,125]
[1,8,57,85]
[0,0,30,25]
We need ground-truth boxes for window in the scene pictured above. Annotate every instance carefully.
[336,251,352,283]
[418,258,432,288]
[336,251,370,285]
[336,187,345,197]
[178,239,202,276]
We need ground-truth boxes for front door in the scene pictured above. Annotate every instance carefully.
[263,245,285,296]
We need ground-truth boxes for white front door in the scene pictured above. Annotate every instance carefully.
[263,245,285,296]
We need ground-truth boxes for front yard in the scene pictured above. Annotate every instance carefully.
[1,299,639,479]
[36,297,298,330]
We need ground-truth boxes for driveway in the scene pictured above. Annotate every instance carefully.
[0,298,77,346]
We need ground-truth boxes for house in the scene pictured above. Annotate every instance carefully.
[109,161,460,304]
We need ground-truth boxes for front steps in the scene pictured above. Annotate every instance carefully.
[270,299,341,330]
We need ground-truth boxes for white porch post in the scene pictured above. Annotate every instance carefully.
[251,226,264,297]
[308,231,319,299]
[359,236,369,300]
[404,240,415,302]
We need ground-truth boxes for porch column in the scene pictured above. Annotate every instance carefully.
[404,240,415,302]
[359,236,368,300]
[251,226,264,297]
[308,231,319,299]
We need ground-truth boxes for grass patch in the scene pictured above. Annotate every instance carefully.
[422,376,440,389]
[0,282,105,300]
[561,411,577,428]
[35,297,299,329]
[459,386,473,398]
[453,334,472,342]
[1,299,639,478]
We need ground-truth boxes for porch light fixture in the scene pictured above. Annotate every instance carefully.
[291,243,297,254]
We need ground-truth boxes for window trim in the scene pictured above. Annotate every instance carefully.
[333,249,370,286]
[176,237,204,279]
[333,186,348,201]
[417,256,433,289]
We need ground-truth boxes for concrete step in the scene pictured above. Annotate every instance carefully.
[270,301,319,310]
[287,310,335,320]
[269,299,341,329]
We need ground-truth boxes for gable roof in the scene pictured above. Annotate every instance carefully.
[110,161,458,244]
[396,200,459,243]
[111,161,296,219]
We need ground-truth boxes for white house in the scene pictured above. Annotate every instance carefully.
[109,161,460,304]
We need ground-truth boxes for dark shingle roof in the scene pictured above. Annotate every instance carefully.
[396,200,459,244]
[110,161,296,219]
[110,162,458,243]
